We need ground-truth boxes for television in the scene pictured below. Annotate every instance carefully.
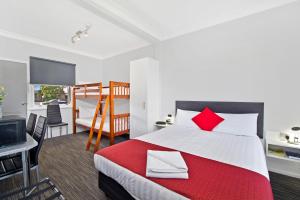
[0,116,26,148]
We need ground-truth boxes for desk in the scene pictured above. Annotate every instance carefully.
[0,134,38,188]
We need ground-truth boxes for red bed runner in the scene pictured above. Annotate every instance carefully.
[96,139,273,200]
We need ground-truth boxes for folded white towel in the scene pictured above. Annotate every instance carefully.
[147,150,188,173]
[146,150,188,179]
[146,171,189,179]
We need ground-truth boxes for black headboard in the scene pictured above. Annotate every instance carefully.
[175,101,264,138]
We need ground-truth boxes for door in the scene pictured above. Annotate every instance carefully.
[130,59,147,138]
[0,60,27,117]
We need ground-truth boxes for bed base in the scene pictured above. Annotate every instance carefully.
[98,171,134,200]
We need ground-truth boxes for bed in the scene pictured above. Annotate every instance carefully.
[73,81,130,151]
[94,101,272,200]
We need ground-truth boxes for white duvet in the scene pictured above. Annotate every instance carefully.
[94,125,268,200]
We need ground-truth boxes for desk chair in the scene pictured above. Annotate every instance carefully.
[47,104,68,138]
[27,113,37,136]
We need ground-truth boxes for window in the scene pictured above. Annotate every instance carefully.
[33,84,70,105]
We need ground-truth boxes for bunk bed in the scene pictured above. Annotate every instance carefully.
[72,81,130,152]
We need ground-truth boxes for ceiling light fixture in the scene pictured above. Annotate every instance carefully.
[71,25,91,43]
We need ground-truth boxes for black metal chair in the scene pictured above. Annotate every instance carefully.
[0,116,47,183]
[27,113,37,136]
[47,104,68,138]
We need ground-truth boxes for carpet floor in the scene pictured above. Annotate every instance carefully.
[0,132,299,200]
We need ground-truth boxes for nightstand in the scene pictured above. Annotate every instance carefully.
[266,131,300,178]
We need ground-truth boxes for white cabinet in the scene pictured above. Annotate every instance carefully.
[130,57,160,138]
[266,131,300,178]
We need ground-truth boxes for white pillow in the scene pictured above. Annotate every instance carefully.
[175,109,199,129]
[213,113,259,137]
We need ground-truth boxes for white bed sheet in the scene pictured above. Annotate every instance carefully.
[76,117,110,132]
[94,125,269,200]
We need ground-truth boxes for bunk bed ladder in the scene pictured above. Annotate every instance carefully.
[86,82,103,151]
[86,96,109,152]
[94,96,109,152]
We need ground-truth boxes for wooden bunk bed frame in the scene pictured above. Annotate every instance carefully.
[72,81,130,152]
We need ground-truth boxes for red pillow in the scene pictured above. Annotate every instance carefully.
[192,107,224,131]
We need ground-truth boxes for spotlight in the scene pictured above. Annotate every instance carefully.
[71,25,91,43]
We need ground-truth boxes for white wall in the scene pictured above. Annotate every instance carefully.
[0,35,103,136]
[102,46,155,85]
[101,46,155,116]
[158,2,300,132]
[102,1,300,132]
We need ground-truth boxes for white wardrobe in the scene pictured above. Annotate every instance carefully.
[130,57,160,138]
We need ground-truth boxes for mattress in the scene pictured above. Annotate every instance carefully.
[76,115,129,132]
[76,117,110,132]
[94,125,269,200]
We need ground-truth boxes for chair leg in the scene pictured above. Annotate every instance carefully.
[66,125,68,135]
[36,166,40,183]
[50,127,53,138]
[59,126,62,136]
[36,166,41,200]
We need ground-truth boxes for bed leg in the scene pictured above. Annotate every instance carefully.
[109,133,115,145]
[73,124,76,134]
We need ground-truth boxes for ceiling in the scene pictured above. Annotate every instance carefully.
[0,0,297,59]
[103,0,297,40]
[0,0,149,59]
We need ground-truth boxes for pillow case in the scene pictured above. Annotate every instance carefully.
[175,109,199,129]
[213,113,259,137]
[192,107,224,131]
[175,108,259,137]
